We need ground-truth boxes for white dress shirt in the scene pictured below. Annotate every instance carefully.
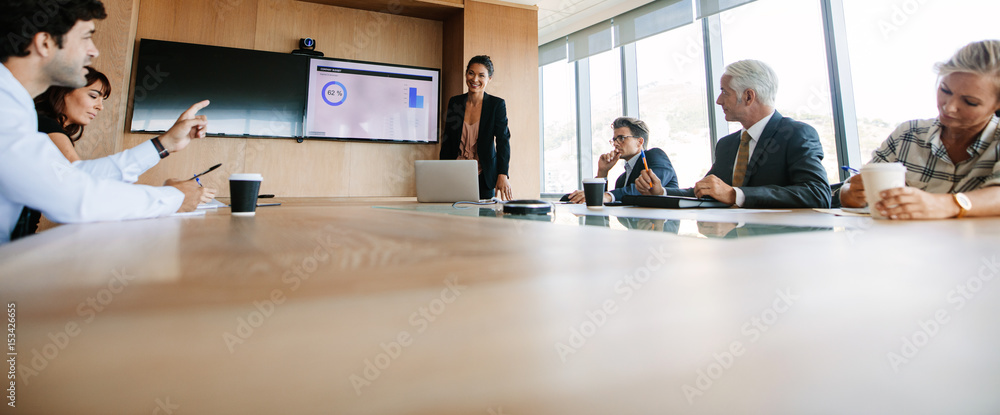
[0,63,183,244]
[731,111,774,207]
[607,152,643,203]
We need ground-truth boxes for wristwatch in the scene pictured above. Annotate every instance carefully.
[953,193,972,218]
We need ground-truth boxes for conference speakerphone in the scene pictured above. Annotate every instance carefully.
[502,200,552,215]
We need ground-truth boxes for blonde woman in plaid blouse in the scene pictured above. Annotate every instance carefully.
[841,40,1000,219]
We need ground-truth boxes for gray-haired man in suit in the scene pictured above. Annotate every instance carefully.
[637,60,830,208]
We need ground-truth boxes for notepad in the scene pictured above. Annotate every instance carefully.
[171,210,207,217]
[197,199,227,209]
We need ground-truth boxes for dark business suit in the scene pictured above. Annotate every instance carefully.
[611,147,678,201]
[440,93,511,199]
[669,111,830,208]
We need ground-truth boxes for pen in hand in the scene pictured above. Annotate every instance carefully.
[191,163,223,188]
[640,149,652,189]
[841,166,860,181]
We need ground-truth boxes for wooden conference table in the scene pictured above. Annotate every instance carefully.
[1,198,999,414]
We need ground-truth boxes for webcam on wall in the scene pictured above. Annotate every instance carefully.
[292,37,324,57]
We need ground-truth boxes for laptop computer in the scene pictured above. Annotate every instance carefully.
[415,160,481,203]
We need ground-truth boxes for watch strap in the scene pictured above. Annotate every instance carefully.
[151,137,169,159]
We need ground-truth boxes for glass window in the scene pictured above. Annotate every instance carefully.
[589,48,625,183]
[541,60,578,194]
[843,0,1000,162]
[636,23,712,188]
[720,0,839,183]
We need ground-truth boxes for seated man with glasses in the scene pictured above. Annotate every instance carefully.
[567,117,679,204]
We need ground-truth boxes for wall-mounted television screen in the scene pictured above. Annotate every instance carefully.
[304,57,439,143]
[130,39,308,139]
[129,39,441,144]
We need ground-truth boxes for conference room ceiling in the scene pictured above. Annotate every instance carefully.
[503,0,657,45]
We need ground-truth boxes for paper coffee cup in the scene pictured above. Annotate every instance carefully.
[583,178,607,209]
[230,173,263,216]
[860,163,906,219]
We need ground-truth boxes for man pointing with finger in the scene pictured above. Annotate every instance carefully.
[0,0,214,244]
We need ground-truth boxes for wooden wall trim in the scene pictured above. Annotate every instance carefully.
[469,0,539,11]
[463,0,540,197]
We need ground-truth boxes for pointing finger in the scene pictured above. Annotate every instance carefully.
[180,100,210,119]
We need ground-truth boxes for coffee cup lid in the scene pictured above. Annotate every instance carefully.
[230,173,263,181]
[861,162,906,172]
[583,178,607,184]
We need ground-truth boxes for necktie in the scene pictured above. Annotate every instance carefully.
[732,131,752,187]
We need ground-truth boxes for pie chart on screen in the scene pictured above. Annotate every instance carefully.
[322,81,347,106]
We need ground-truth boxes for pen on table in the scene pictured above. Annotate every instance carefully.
[640,148,652,189]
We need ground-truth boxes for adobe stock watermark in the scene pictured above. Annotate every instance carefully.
[151,396,179,415]
[4,0,73,55]
[877,0,931,40]
[671,12,737,72]
[348,276,466,396]
[886,254,998,372]
[792,82,831,118]
[255,105,300,139]
[340,0,404,57]
[17,268,136,385]
[214,0,240,20]
[6,302,16,409]
[223,225,446,353]
[554,245,672,363]
[843,216,874,245]
[682,288,799,405]
[221,232,338,353]
[132,64,170,103]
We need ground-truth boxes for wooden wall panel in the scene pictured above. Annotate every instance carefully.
[135,0,258,48]
[243,138,350,197]
[109,0,538,198]
[348,144,438,196]
[125,0,259,195]
[463,0,540,198]
[297,0,463,21]
[442,13,464,116]
[80,0,139,160]
[250,0,444,196]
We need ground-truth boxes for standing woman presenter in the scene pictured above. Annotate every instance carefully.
[440,55,513,200]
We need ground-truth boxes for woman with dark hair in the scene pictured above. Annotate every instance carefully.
[10,67,215,240]
[440,55,513,200]
[34,66,111,162]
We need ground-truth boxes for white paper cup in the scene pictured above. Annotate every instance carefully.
[230,173,263,216]
[860,163,906,219]
[583,178,607,209]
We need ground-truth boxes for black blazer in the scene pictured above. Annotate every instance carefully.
[610,147,678,200]
[439,93,511,190]
[669,111,830,208]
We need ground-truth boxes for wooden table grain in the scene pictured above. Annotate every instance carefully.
[2,198,999,414]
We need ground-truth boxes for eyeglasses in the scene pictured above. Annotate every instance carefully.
[609,135,638,144]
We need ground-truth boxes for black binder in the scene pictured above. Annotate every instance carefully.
[620,195,731,209]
